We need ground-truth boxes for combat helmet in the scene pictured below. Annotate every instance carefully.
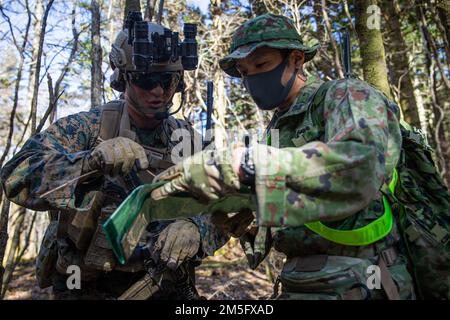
[109,24,184,92]
[219,13,320,77]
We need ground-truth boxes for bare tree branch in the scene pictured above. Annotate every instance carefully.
[430,60,448,184]
[13,211,38,267]
[36,4,79,133]
[321,0,344,78]
[29,0,55,134]
[91,0,103,107]
[0,0,32,169]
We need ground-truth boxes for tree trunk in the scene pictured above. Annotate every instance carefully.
[0,199,10,299]
[431,0,450,70]
[0,0,32,299]
[91,0,103,108]
[209,2,230,148]
[416,1,450,90]
[322,0,344,79]
[29,0,55,134]
[342,0,355,32]
[0,0,32,169]
[436,0,450,60]
[1,207,25,298]
[311,0,325,44]
[415,1,450,185]
[123,0,142,27]
[144,0,157,21]
[14,212,38,265]
[354,0,392,98]
[27,0,43,111]
[38,6,79,133]
[108,0,116,43]
[430,60,449,186]
[382,0,421,127]
[311,0,334,79]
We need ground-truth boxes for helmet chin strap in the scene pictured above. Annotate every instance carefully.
[154,89,185,119]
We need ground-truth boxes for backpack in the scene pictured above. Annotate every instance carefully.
[391,119,450,300]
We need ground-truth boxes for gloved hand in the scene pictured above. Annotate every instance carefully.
[152,219,201,270]
[86,137,149,176]
[209,208,255,238]
[151,147,241,202]
[240,223,273,270]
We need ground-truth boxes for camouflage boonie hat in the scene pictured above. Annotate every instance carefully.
[219,14,320,77]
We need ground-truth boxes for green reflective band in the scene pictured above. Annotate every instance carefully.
[304,168,398,246]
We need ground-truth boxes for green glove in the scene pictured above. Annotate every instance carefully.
[152,148,241,202]
[240,223,273,270]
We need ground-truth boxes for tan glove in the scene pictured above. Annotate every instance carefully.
[87,137,149,176]
[153,219,201,270]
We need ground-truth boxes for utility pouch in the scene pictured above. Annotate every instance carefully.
[84,205,117,271]
[67,192,105,251]
[279,255,375,300]
[35,220,59,288]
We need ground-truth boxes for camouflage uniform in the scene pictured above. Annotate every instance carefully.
[219,14,416,300]
[0,103,230,300]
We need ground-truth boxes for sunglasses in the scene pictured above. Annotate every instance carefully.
[128,72,181,92]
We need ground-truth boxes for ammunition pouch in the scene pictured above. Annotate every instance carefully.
[277,255,377,300]
[67,192,105,252]
[35,220,59,289]
[83,205,120,271]
[277,248,414,300]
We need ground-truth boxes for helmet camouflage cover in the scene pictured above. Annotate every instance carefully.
[109,23,183,91]
[219,13,320,77]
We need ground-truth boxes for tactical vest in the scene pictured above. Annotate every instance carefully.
[53,101,195,279]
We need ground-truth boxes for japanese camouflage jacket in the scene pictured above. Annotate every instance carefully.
[254,76,405,258]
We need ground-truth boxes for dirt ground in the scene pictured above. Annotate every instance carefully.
[4,239,281,300]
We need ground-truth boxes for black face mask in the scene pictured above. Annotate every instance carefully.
[243,56,297,110]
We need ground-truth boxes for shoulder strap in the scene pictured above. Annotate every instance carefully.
[266,80,333,146]
[304,79,338,129]
[96,100,124,141]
